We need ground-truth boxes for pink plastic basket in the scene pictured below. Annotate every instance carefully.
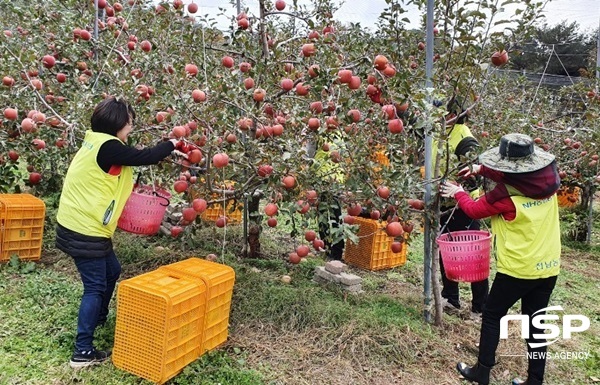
[117,186,171,235]
[436,230,492,283]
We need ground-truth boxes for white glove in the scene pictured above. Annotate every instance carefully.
[457,164,481,179]
[440,182,465,198]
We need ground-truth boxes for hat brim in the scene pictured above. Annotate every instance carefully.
[479,146,555,173]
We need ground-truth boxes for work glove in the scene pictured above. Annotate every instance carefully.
[440,182,465,198]
[457,164,481,179]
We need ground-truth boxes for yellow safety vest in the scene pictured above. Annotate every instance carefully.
[431,124,480,198]
[57,131,134,238]
[491,186,561,279]
[313,132,345,183]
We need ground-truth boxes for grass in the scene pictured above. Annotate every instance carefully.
[0,200,599,384]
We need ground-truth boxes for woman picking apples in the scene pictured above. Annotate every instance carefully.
[440,133,561,385]
[55,97,182,368]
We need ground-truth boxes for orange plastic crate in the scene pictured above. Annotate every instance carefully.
[159,258,235,353]
[556,186,580,208]
[0,194,45,262]
[200,200,243,224]
[113,270,207,384]
[343,217,408,271]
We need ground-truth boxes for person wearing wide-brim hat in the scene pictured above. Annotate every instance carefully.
[440,133,561,385]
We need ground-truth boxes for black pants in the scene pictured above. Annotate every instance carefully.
[478,273,557,383]
[318,193,344,260]
[440,207,489,312]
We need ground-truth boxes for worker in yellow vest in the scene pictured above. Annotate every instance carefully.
[307,130,346,260]
[435,98,489,317]
[441,133,561,385]
[56,97,180,369]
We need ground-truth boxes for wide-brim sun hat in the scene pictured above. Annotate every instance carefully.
[479,133,555,173]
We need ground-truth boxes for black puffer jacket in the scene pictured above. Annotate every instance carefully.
[55,223,112,258]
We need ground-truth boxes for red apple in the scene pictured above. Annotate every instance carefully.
[305,230,316,242]
[386,222,404,237]
[216,216,227,228]
[212,153,229,168]
[288,252,301,264]
[295,82,309,96]
[21,118,37,133]
[253,88,266,102]
[377,186,391,199]
[2,76,15,87]
[188,2,198,13]
[347,203,362,216]
[282,175,296,189]
[42,55,56,69]
[370,210,381,220]
[140,40,152,52]
[275,0,286,11]
[280,78,294,91]
[267,217,278,227]
[264,203,278,217]
[237,18,249,29]
[296,244,310,258]
[171,226,184,237]
[343,215,355,224]
[192,198,208,213]
[222,56,234,68]
[4,108,18,120]
[184,63,198,76]
[308,118,320,130]
[391,241,403,253]
[348,76,361,90]
[32,138,46,150]
[301,43,315,57]
[28,172,42,185]
[182,207,197,222]
[374,55,388,70]
[337,69,353,84]
[173,180,188,193]
[187,149,202,164]
[388,119,404,134]
[312,239,325,251]
[491,50,509,66]
[192,89,206,102]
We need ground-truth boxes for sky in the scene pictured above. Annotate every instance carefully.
[181,0,599,33]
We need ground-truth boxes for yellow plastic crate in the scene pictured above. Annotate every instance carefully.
[343,217,408,271]
[0,194,45,262]
[159,258,235,353]
[200,200,243,224]
[113,270,207,384]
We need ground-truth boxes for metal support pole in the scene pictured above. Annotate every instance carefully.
[596,19,600,80]
[423,0,435,323]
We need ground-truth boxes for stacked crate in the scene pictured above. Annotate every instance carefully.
[343,217,408,271]
[113,258,235,384]
[113,270,206,384]
[0,194,45,262]
[159,258,235,353]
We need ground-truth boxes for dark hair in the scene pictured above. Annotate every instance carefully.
[90,97,136,136]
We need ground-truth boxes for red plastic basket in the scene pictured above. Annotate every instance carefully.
[436,230,492,283]
[117,186,171,235]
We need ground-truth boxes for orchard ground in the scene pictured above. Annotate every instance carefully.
[0,195,599,385]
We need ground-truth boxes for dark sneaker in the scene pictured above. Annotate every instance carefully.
[69,348,111,369]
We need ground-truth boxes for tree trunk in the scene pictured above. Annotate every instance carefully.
[566,181,595,243]
[246,193,262,258]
